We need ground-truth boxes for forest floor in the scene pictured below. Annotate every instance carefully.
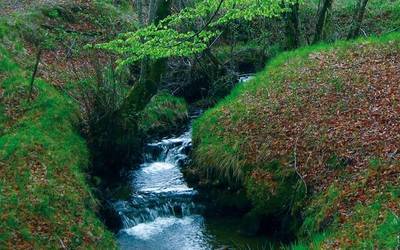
[0,0,85,16]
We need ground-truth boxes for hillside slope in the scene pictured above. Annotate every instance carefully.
[192,33,400,248]
[0,28,116,249]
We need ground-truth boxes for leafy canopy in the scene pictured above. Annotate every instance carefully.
[95,0,300,69]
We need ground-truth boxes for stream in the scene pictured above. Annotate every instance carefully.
[113,111,269,249]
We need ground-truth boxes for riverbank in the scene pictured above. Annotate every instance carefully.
[0,2,191,248]
[0,37,116,248]
[192,33,400,248]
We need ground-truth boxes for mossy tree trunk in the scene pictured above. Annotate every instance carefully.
[117,0,171,152]
[93,0,172,174]
[122,0,171,113]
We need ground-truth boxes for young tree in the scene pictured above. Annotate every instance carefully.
[285,0,301,49]
[347,0,369,39]
[313,0,334,44]
[29,47,42,101]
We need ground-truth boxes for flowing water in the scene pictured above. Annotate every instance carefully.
[239,74,255,83]
[113,114,269,249]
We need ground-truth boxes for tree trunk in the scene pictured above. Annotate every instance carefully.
[285,1,301,49]
[123,0,171,112]
[313,0,333,44]
[347,0,369,39]
[148,0,158,24]
[121,60,166,114]
[95,0,172,171]
[135,0,144,27]
[119,0,172,113]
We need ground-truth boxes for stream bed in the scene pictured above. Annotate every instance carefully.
[112,114,269,249]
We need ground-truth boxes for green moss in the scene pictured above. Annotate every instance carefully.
[374,211,400,249]
[139,92,188,136]
[295,189,400,250]
[299,185,340,238]
[245,161,305,216]
[326,155,348,170]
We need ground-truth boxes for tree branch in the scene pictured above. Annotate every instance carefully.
[171,0,225,48]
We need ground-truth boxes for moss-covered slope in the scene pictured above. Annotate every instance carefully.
[0,36,115,249]
[193,33,400,248]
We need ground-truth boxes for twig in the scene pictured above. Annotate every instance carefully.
[293,137,308,194]
[56,236,67,250]
[389,208,399,220]
[170,0,225,48]
[207,32,222,49]
[384,27,400,35]
[360,27,367,37]
[29,48,42,101]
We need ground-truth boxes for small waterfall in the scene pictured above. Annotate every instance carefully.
[239,73,255,83]
[118,200,197,228]
[113,110,269,249]
[113,122,212,250]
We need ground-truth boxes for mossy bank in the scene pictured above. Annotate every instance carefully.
[0,40,116,249]
[0,2,189,247]
[192,33,400,248]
